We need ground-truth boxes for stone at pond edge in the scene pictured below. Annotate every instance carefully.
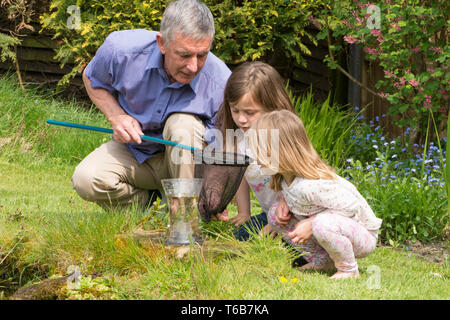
[9,274,71,300]
[115,227,243,260]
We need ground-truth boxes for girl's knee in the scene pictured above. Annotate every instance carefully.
[311,214,334,236]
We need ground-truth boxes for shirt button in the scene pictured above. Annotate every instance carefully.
[157,110,161,113]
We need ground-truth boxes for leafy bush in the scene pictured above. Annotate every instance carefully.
[209,0,316,64]
[292,88,358,168]
[40,0,317,86]
[310,0,449,133]
[40,0,167,86]
[343,114,448,244]
[346,164,447,244]
[0,33,20,64]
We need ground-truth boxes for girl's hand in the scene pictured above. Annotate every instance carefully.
[210,209,229,222]
[275,197,291,225]
[230,211,251,226]
[288,218,314,244]
[261,224,278,239]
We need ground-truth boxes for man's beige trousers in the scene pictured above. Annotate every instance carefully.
[71,113,205,209]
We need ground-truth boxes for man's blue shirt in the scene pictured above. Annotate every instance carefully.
[85,29,231,163]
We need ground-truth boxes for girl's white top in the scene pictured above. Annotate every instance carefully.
[281,176,382,232]
[237,134,280,214]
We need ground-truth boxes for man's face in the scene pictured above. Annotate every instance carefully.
[157,33,211,84]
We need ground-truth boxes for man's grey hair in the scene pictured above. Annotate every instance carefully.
[160,0,215,46]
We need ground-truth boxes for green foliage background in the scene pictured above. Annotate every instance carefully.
[40,0,318,86]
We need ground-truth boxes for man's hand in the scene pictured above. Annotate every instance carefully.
[83,70,143,144]
[109,114,144,144]
[288,217,314,245]
[210,208,229,222]
[275,197,292,226]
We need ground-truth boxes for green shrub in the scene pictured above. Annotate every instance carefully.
[343,115,448,244]
[347,165,447,244]
[312,0,449,133]
[0,33,20,64]
[291,88,358,168]
[209,0,316,64]
[40,0,317,87]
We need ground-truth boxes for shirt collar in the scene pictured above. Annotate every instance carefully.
[188,72,201,94]
[146,45,203,95]
[146,45,164,70]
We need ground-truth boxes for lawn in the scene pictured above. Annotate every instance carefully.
[0,75,448,300]
[0,160,449,300]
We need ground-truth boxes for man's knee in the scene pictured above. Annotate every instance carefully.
[163,113,205,147]
[72,164,95,201]
[71,164,114,201]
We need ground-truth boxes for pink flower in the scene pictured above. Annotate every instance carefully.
[424,95,432,110]
[384,70,394,78]
[409,79,419,87]
[370,29,381,37]
[392,23,401,31]
[430,46,443,54]
[393,77,407,88]
[378,92,389,98]
[344,35,358,44]
[364,47,378,55]
[411,46,420,53]
[358,3,372,9]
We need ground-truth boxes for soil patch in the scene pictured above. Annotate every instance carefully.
[379,240,449,265]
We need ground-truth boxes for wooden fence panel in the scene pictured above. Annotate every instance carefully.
[361,57,404,138]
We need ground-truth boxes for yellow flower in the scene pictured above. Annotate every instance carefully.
[279,276,288,283]
[291,278,299,284]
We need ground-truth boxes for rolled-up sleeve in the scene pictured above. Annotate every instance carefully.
[84,36,116,94]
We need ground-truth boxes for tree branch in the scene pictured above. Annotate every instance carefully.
[325,18,383,100]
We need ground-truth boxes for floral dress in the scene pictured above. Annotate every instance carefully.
[268,176,382,272]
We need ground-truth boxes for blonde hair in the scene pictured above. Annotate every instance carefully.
[248,110,336,191]
[216,62,294,135]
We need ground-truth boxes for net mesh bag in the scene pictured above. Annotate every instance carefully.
[193,150,250,222]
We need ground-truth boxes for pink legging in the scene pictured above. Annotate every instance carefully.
[268,210,378,272]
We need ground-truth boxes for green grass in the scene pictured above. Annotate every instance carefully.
[1,161,449,299]
[0,75,449,300]
[0,73,110,166]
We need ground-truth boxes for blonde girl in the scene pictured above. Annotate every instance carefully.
[215,61,295,232]
[249,110,382,279]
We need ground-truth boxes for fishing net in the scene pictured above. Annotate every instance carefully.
[193,150,250,222]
